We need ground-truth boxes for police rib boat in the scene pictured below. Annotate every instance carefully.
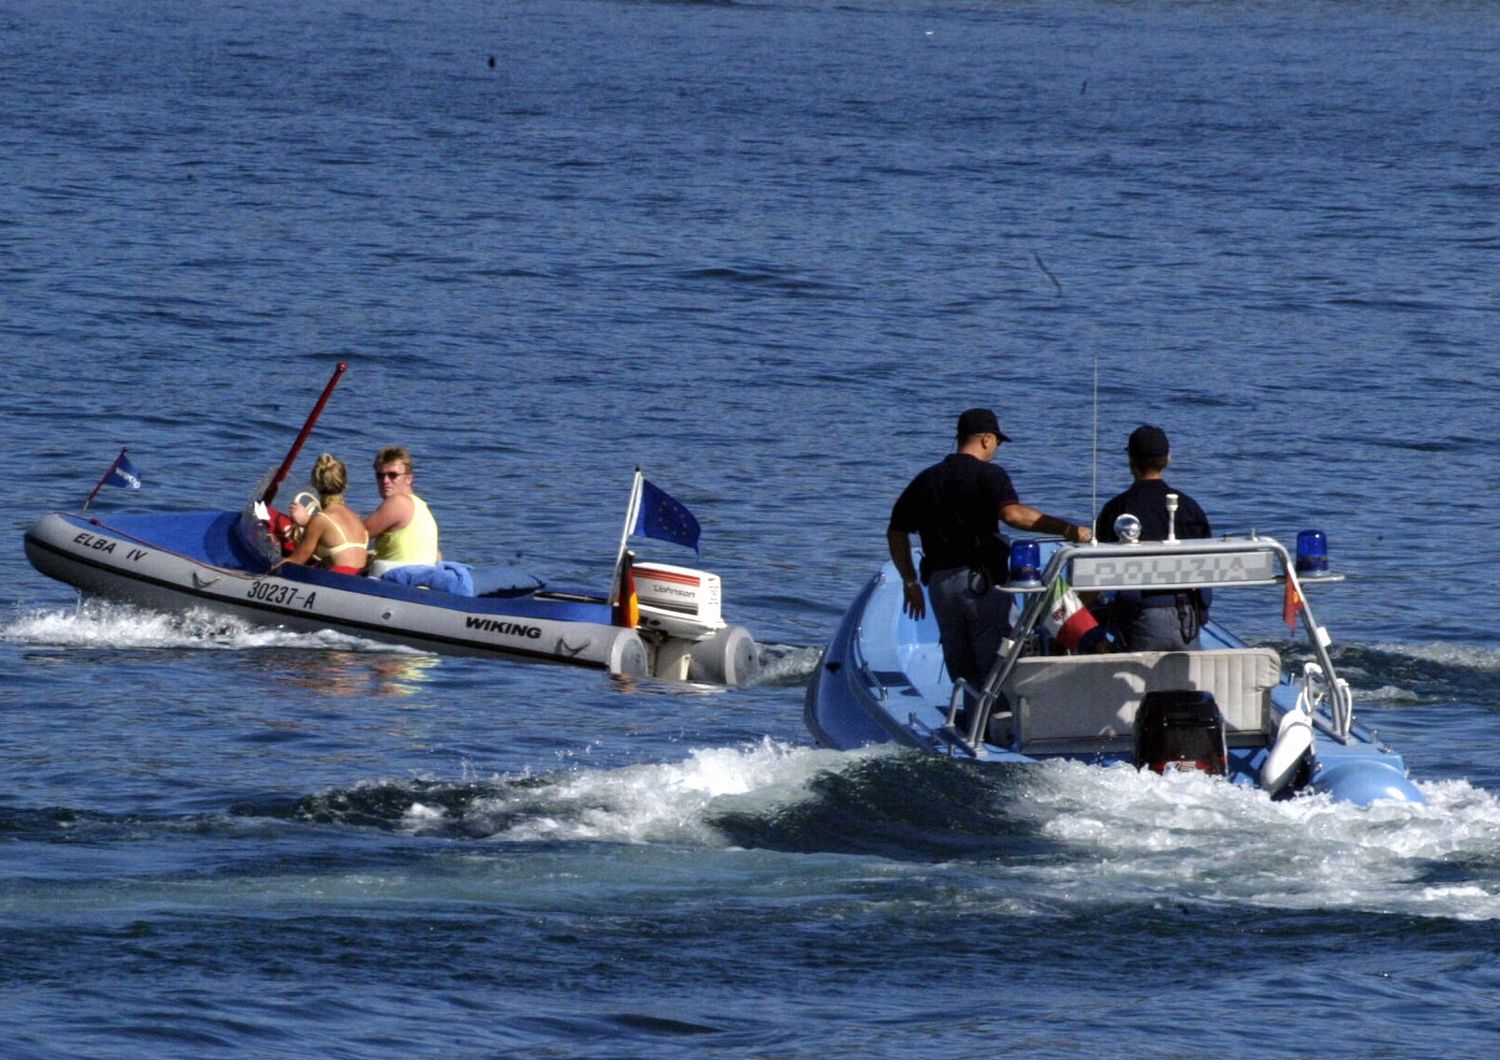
[805,526,1423,805]
[24,491,758,685]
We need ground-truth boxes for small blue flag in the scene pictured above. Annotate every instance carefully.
[635,478,701,555]
[106,454,143,490]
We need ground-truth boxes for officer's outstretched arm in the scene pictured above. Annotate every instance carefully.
[1000,503,1091,544]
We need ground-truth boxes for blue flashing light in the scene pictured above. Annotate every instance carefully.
[1009,540,1042,587]
[1296,529,1329,574]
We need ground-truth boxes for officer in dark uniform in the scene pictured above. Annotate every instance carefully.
[888,408,1092,706]
[1096,424,1213,650]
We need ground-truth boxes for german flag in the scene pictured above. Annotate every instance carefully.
[613,550,639,629]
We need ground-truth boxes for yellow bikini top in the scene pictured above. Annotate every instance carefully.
[313,511,370,561]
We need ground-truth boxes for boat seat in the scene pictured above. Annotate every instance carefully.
[1001,648,1282,755]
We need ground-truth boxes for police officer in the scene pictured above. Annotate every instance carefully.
[1095,424,1213,649]
[888,408,1092,706]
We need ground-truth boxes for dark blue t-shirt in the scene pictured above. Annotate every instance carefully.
[1096,479,1211,542]
[889,453,1019,580]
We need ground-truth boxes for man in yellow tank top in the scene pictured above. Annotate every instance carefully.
[364,445,441,577]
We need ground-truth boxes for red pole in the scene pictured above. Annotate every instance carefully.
[82,447,128,512]
[262,362,348,505]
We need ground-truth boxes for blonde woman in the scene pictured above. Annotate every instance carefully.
[270,454,369,575]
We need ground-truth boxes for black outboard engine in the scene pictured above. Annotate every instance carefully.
[1135,690,1227,776]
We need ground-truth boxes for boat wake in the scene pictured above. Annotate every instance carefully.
[1011,761,1500,921]
[10,741,1500,921]
[225,742,1500,919]
[263,738,850,847]
[2,601,819,684]
[749,642,822,686]
[0,600,409,653]
[1332,640,1500,705]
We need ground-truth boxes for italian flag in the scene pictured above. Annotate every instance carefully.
[1044,577,1102,652]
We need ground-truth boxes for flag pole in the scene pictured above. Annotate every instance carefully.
[262,362,348,505]
[609,469,644,605]
[82,447,128,512]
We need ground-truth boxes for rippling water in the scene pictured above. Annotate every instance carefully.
[4,0,1500,1055]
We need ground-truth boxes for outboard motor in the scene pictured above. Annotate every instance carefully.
[1135,690,1227,776]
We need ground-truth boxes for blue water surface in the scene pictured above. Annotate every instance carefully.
[4,0,1500,1056]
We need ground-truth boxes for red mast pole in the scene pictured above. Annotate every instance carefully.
[82,447,128,512]
[262,362,348,505]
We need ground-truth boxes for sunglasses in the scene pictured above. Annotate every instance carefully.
[376,470,408,480]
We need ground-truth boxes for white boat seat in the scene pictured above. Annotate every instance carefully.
[1000,648,1282,754]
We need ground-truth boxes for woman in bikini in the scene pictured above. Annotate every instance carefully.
[270,454,369,575]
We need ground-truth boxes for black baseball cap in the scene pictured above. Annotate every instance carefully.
[1127,424,1170,459]
[956,408,1012,443]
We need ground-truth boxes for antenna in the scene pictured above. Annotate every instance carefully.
[1033,250,1097,540]
[1090,345,1099,539]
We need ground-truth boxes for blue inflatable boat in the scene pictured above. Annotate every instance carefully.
[805,528,1423,805]
[24,506,757,684]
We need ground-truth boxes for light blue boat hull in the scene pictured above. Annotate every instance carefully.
[806,563,1423,806]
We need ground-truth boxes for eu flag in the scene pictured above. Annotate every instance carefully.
[635,479,701,555]
[105,454,143,490]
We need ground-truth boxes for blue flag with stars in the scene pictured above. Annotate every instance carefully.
[635,479,701,555]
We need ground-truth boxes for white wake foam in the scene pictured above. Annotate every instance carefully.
[0,601,406,653]
[752,642,824,684]
[1008,760,1500,920]
[1369,640,1500,672]
[467,738,846,845]
[432,744,1500,920]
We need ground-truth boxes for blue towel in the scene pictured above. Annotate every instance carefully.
[380,561,476,597]
[470,563,546,598]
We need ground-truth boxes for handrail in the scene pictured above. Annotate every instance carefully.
[965,535,1355,746]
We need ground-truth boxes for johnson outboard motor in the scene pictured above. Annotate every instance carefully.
[1135,690,1227,776]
